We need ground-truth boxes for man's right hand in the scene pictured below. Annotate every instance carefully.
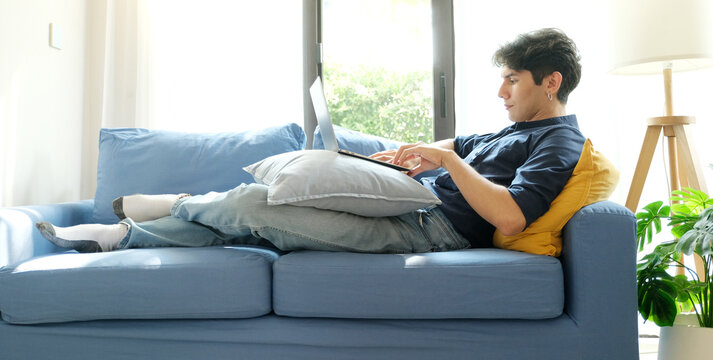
[391,142,452,177]
[370,148,422,174]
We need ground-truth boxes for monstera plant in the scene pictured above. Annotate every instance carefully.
[636,188,713,328]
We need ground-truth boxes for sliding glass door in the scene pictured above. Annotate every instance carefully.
[317,0,454,143]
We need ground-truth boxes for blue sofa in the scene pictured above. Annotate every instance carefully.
[0,123,638,359]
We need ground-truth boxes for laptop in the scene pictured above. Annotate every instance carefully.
[309,77,412,172]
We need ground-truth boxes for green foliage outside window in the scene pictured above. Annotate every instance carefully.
[323,64,434,144]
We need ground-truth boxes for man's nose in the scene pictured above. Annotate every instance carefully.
[498,86,508,99]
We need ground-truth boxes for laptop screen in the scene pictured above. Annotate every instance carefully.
[309,77,340,152]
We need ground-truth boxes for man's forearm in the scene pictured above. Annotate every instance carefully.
[432,138,455,151]
[391,141,526,235]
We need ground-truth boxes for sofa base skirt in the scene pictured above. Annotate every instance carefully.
[0,313,632,360]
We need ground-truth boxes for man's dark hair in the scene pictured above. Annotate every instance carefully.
[492,28,581,104]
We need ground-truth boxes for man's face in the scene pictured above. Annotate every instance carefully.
[498,68,550,122]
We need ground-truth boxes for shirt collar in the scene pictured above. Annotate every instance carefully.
[511,114,579,130]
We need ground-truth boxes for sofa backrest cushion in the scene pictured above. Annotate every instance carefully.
[492,139,620,256]
[312,125,403,155]
[92,124,306,224]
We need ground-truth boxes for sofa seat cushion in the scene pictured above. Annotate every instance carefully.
[0,246,278,324]
[273,248,563,319]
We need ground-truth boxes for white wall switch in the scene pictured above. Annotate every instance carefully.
[49,23,64,50]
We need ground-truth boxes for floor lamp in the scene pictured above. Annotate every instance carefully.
[609,0,713,281]
[608,0,713,213]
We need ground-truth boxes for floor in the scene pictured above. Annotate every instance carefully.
[639,318,659,359]
[639,336,658,359]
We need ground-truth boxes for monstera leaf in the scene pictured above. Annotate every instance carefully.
[636,201,669,251]
[636,188,713,328]
[677,207,713,257]
[637,266,679,326]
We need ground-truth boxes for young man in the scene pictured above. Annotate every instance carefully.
[38,28,585,254]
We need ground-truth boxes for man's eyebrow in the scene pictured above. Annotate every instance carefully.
[502,71,519,78]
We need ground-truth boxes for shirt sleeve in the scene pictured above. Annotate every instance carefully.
[507,127,586,227]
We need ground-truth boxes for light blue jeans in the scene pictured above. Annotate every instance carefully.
[116,184,470,253]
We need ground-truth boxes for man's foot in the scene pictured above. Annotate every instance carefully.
[36,222,128,253]
[112,193,189,222]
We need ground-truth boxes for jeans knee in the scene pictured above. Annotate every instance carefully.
[223,183,269,214]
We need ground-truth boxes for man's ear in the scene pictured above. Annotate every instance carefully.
[546,71,563,95]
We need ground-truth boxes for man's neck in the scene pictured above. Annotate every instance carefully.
[526,104,566,122]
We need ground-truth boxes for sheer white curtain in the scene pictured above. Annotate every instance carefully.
[106,0,304,132]
[81,0,303,198]
[453,0,713,208]
[140,0,303,132]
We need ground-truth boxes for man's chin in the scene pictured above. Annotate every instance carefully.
[507,112,530,123]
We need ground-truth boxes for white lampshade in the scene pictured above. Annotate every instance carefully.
[608,0,713,75]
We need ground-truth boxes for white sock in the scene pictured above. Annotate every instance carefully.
[116,194,187,222]
[42,223,128,252]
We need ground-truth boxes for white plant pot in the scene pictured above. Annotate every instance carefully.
[657,325,713,360]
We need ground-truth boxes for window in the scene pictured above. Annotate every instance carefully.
[314,0,454,144]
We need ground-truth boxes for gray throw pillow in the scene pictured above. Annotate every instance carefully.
[244,150,441,217]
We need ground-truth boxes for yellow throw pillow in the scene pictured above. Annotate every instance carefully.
[493,139,619,256]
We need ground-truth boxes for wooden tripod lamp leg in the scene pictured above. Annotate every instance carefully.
[672,124,708,193]
[670,123,707,278]
[666,133,681,192]
[676,143,690,190]
[626,125,663,212]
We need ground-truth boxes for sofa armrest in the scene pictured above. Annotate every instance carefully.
[0,200,94,267]
[560,200,638,359]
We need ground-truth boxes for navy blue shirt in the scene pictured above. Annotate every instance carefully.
[420,115,585,248]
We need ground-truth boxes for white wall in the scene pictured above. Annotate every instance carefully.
[453,0,713,211]
[0,0,87,207]
[1,0,711,212]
